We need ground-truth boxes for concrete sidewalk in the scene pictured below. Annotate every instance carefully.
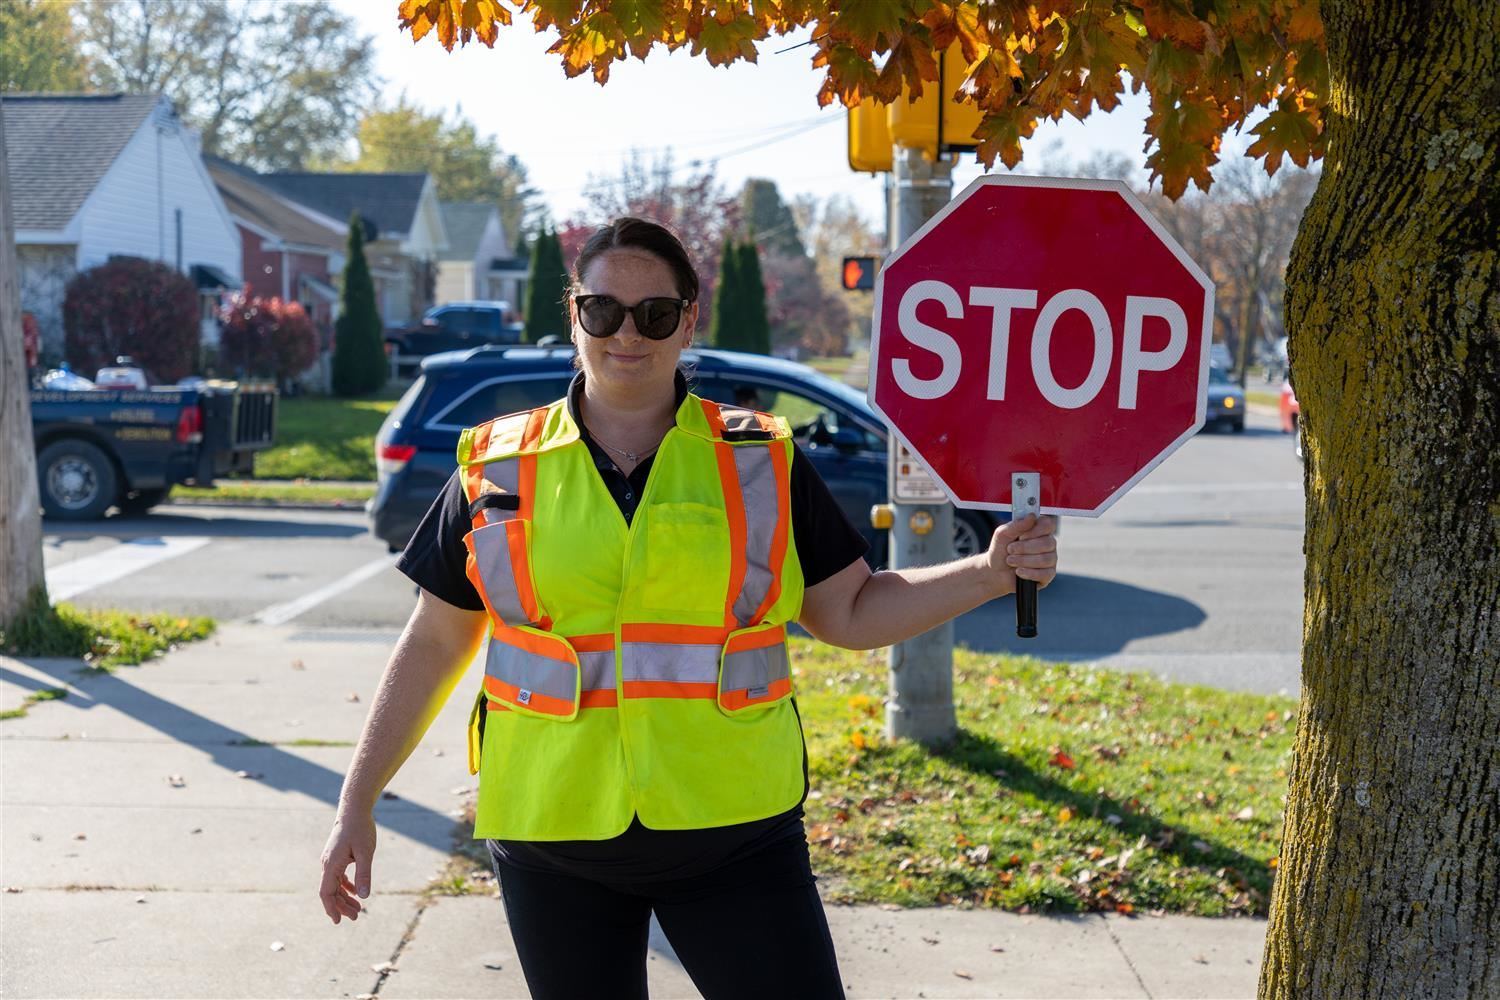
[1,624,1265,999]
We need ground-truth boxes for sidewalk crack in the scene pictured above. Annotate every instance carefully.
[1099,913,1153,999]
[370,896,433,996]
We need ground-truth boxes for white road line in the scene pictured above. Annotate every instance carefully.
[247,554,400,626]
[46,537,211,601]
[1130,481,1301,495]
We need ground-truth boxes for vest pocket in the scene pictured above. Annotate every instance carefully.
[466,687,487,775]
[639,502,730,614]
[465,519,543,628]
[717,622,792,715]
[484,627,582,722]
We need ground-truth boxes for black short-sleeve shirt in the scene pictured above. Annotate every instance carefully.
[396,372,869,883]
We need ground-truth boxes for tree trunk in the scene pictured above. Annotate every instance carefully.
[1258,2,1499,997]
[0,101,48,627]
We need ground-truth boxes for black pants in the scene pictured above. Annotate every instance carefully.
[492,835,845,999]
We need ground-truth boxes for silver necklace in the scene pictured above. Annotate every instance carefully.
[590,428,667,464]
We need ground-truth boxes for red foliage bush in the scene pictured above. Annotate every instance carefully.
[63,257,201,382]
[217,287,319,383]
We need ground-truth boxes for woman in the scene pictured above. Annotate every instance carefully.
[318,218,1058,999]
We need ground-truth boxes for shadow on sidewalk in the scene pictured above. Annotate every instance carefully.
[1,658,458,854]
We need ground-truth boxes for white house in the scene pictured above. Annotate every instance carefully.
[4,93,243,359]
[436,201,527,312]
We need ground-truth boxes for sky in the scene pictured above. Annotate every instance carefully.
[331,3,1256,231]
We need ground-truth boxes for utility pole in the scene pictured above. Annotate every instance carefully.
[883,143,956,747]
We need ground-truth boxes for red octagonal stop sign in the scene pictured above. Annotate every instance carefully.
[869,176,1215,516]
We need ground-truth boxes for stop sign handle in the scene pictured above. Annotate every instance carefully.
[1012,472,1041,639]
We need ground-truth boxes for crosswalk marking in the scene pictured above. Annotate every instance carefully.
[45,537,211,601]
[246,554,401,626]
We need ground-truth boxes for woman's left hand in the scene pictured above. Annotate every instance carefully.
[985,514,1059,595]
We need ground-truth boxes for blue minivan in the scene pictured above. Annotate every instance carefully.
[369,345,1006,565]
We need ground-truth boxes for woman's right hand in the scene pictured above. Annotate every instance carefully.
[319,808,377,925]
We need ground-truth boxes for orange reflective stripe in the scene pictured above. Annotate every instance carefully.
[484,675,575,717]
[718,676,792,712]
[470,420,494,461]
[699,398,727,438]
[493,689,617,712]
[581,689,618,708]
[492,625,577,662]
[622,680,718,700]
[708,440,748,629]
[462,463,489,531]
[724,624,787,655]
[569,633,615,653]
[505,519,543,626]
[753,412,780,434]
[621,622,732,645]
[751,442,791,623]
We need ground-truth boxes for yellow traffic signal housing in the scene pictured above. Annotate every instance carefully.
[887,45,986,160]
[841,256,878,291]
[848,98,893,173]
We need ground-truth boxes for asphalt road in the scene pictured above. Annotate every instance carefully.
[40,408,1304,695]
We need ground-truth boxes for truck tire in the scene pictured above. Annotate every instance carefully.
[38,438,119,520]
[119,486,171,515]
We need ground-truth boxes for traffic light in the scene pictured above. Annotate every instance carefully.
[841,256,877,291]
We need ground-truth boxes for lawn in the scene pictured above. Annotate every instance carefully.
[794,640,1291,915]
[253,383,409,482]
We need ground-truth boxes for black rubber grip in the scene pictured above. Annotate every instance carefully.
[1016,578,1038,639]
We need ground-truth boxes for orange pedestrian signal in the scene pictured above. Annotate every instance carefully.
[842,256,877,291]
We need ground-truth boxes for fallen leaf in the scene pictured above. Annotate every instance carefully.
[290,659,305,671]
[966,844,992,865]
[1193,954,1209,964]
[989,944,1005,952]
[849,731,867,749]
[167,774,186,788]
[135,895,147,903]
[483,961,504,970]
[74,833,87,840]
[879,903,902,912]
[1115,902,1134,914]
[347,692,361,702]
[922,936,939,946]
[1058,807,1074,823]
[1234,807,1255,821]
[1077,869,1093,884]
[1269,857,1279,870]
[1049,748,1076,770]
[1105,813,1123,825]
[1087,846,1104,860]
[4,887,22,893]
[954,969,974,980]
[371,961,398,974]
[270,941,285,952]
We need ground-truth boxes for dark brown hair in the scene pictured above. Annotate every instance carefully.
[570,217,700,302]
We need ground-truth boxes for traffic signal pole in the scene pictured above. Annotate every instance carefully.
[884,143,958,748]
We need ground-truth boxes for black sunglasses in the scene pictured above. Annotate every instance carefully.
[574,294,691,341]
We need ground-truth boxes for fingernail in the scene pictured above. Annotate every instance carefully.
[1007,544,1018,554]
[358,887,369,899]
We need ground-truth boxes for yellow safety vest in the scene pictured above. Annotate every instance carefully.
[456,391,807,840]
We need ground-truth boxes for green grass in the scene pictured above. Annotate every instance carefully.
[1245,389,1281,408]
[793,640,1291,916]
[803,353,869,390]
[252,384,408,482]
[173,482,375,505]
[0,687,69,721]
[0,589,215,676]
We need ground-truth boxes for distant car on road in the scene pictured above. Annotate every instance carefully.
[369,346,1008,566]
[385,300,524,373]
[1205,365,1246,433]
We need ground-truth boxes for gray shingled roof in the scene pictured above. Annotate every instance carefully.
[206,157,345,253]
[438,201,497,261]
[2,93,164,232]
[249,170,428,241]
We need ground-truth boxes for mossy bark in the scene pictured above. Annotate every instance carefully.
[1258,2,1499,997]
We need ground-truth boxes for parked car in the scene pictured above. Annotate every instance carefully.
[385,300,524,373]
[31,380,277,519]
[1280,378,1302,459]
[368,346,1008,565]
[1205,365,1246,432]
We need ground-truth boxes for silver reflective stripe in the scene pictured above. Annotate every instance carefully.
[620,642,720,683]
[469,522,531,625]
[722,643,790,693]
[486,639,576,702]
[730,445,779,625]
[579,650,615,691]
[480,458,520,525]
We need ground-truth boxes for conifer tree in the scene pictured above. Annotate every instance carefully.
[738,239,771,355]
[708,238,741,350]
[331,213,386,396]
[524,228,568,343]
